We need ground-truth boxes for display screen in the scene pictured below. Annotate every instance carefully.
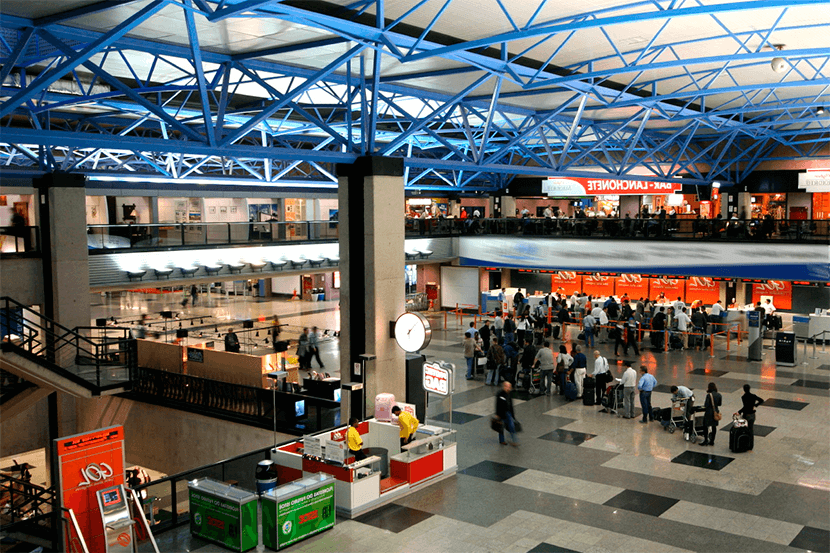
[101,489,121,506]
[333,389,341,402]
[295,400,306,418]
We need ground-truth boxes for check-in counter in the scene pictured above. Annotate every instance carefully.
[270,420,457,518]
[809,313,830,344]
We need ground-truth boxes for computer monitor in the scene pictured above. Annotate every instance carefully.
[333,389,341,402]
[294,400,306,418]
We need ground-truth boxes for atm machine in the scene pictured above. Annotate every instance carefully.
[96,485,135,553]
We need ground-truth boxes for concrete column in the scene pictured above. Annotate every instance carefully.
[736,192,752,219]
[34,174,91,331]
[501,196,516,218]
[150,196,160,224]
[337,157,406,415]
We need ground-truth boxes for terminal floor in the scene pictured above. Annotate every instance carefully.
[129,304,830,553]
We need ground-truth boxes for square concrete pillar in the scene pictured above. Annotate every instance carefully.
[337,158,406,416]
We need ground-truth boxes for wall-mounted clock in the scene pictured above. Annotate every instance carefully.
[393,312,432,352]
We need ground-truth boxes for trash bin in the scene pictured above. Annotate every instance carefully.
[362,447,389,478]
[255,460,278,495]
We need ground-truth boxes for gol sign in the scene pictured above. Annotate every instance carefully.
[423,362,452,396]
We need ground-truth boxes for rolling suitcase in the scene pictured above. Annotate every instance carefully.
[552,325,561,339]
[729,418,753,452]
[582,376,596,405]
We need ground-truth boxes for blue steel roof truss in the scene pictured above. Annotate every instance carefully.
[0,0,828,191]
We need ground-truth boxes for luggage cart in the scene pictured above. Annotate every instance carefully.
[601,382,624,414]
[527,369,542,394]
[662,396,693,433]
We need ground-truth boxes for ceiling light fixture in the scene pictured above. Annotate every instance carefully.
[817,107,826,115]
[769,44,787,74]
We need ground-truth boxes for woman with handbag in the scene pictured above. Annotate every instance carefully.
[700,382,722,446]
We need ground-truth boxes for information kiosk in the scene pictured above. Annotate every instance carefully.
[96,485,135,553]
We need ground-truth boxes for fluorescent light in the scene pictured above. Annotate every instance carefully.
[86,175,337,188]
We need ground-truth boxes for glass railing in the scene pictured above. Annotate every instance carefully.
[404,216,830,242]
[0,226,40,255]
[86,220,339,250]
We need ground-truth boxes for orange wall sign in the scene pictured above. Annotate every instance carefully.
[685,277,720,305]
[582,275,614,297]
[650,278,685,301]
[751,281,792,310]
[55,426,125,553]
[550,271,582,294]
[615,274,649,299]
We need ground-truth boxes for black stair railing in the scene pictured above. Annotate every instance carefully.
[0,296,136,394]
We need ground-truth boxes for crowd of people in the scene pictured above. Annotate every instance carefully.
[479,288,768,448]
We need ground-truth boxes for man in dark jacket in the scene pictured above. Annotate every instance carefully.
[651,307,667,349]
[495,381,518,446]
[519,338,537,391]
[479,320,492,353]
[690,307,708,349]
[486,337,505,386]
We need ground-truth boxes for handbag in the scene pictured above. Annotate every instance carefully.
[490,417,504,433]
[709,393,722,421]
[577,332,585,340]
[513,420,523,433]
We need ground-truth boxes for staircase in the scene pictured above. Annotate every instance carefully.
[0,297,136,399]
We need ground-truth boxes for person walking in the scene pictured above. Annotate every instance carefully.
[620,361,637,419]
[637,366,657,423]
[190,284,199,306]
[309,326,325,368]
[736,384,764,444]
[495,381,518,446]
[297,327,311,370]
[699,382,722,446]
[534,341,555,395]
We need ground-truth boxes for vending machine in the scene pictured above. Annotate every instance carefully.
[96,485,135,553]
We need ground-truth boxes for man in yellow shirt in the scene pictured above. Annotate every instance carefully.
[346,418,366,461]
[392,406,419,447]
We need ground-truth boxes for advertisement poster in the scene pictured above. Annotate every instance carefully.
[189,489,257,552]
[550,271,582,294]
[614,274,649,299]
[685,277,720,305]
[263,482,335,550]
[650,278,685,301]
[55,426,125,553]
[751,281,792,310]
[581,274,614,297]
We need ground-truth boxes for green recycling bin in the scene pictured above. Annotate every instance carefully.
[188,478,258,552]
[261,473,335,550]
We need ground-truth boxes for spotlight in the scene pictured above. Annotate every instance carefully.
[818,106,826,115]
[769,44,787,74]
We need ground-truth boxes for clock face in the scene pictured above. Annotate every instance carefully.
[394,312,431,352]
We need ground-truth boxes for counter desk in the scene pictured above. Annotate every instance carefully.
[809,313,830,344]
[270,420,457,518]
[261,473,336,551]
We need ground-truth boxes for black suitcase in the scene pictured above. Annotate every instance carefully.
[582,376,596,405]
[552,325,560,339]
[729,422,753,452]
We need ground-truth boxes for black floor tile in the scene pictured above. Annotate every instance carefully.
[688,368,728,377]
[528,543,580,553]
[354,503,434,533]
[430,411,483,424]
[789,526,830,553]
[538,429,597,445]
[817,364,830,371]
[791,379,830,390]
[603,489,679,517]
[720,422,776,437]
[762,398,809,410]
[671,450,735,471]
[460,460,527,483]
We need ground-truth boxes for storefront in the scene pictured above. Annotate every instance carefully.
[405,197,448,218]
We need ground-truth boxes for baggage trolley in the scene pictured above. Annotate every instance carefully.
[601,382,624,414]
[662,396,693,433]
[681,399,707,443]
[527,369,542,394]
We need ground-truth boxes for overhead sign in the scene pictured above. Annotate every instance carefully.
[544,177,682,196]
[423,361,452,396]
[798,170,830,192]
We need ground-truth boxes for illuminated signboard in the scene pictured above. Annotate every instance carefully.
[544,176,683,196]
[423,361,453,396]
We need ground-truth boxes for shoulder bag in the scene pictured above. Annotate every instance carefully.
[709,393,722,421]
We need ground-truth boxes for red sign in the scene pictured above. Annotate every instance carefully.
[582,274,614,297]
[55,426,125,553]
[685,277,720,305]
[614,274,649,299]
[544,176,682,196]
[551,271,582,294]
[752,281,792,310]
[650,278,686,302]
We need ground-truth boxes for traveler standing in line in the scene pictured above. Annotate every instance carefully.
[516,315,529,346]
[592,350,610,408]
[555,344,573,395]
[699,382,722,446]
[495,381,519,446]
[675,307,692,350]
[479,320,492,354]
[309,326,324,368]
[651,307,667,349]
[503,314,515,344]
[582,310,596,348]
[736,384,764,442]
[485,337,506,386]
[709,299,724,323]
[571,345,588,398]
[637,366,657,423]
[520,337,537,389]
[463,332,476,380]
[625,315,640,355]
[534,340,555,395]
[619,361,637,419]
[613,317,627,356]
[494,311,504,341]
